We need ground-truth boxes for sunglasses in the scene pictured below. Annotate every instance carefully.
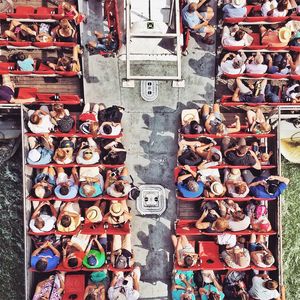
[84,151,93,155]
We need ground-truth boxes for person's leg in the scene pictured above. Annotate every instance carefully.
[256,108,265,123]
[250,233,256,244]
[201,104,210,120]
[94,31,104,39]
[3,30,17,41]
[121,233,131,252]
[205,6,214,21]
[82,103,90,114]
[87,137,97,148]
[232,88,240,102]
[171,234,178,249]
[247,110,256,125]
[212,103,220,114]
[241,169,256,184]
[120,200,129,212]
[20,23,37,36]
[112,234,122,251]
[92,104,99,119]
[28,136,38,149]
[260,79,268,95]
[221,137,235,152]
[180,235,190,248]
[48,166,56,185]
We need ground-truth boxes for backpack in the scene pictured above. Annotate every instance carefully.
[115,254,128,269]
[128,175,140,200]
[101,106,124,123]
[57,115,74,133]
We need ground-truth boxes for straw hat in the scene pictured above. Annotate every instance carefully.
[210,181,224,196]
[86,206,102,223]
[278,27,292,44]
[109,202,124,217]
[232,0,246,8]
[28,148,41,162]
[227,168,241,181]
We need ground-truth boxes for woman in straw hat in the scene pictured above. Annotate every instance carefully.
[104,200,132,227]
[85,200,106,224]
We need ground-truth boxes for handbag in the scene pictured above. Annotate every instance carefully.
[57,115,74,133]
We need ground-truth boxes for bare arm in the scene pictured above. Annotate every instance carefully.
[195,210,210,230]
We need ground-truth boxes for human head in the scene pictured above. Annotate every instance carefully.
[263,253,274,265]
[85,295,96,300]
[233,57,244,69]
[60,18,71,30]
[190,120,202,134]
[87,254,97,266]
[183,255,194,267]
[235,183,247,194]
[109,202,125,217]
[267,180,279,195]
[82,183,96,197]
[232,211,245,221]
[115,181,125,193]
[187,180,199,192]
[294,86,300,93]
[59,184,70,196]
[188,3,198,12]
[208,292,221,300]
[237,291,250,300]
[213,217,228,232]
[62,1,72,11]
[237,145,248,156]
[102,124,112,135]
[254,52,264,65]
[68,257,79,268]
[211,152,220,162]
[35,258,48,272]
[56,148,67,160]
[260,122,271,133]
[17,52,25,61]
[264,280,278,290]
[277,0,288,11]
[83,149,93,160]
[89,121,99,136]
[61,215,71,227]
[210,181,224,196]
[30,114,40,125]
[235,30,245,41]
[216,123,226,134]
[34,217,45,229]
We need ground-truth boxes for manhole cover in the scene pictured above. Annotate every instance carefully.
[141,81,159,102]
[136,184,166,216]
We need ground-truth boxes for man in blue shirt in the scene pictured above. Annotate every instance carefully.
[27,136,54,165]
[177,165,204,198]
[31,241,60,272]
[249,175,289,198]
[182,3,215,45]
[222,0,247,18]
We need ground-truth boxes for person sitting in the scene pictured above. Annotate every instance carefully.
[245,52,268,74]
[249,175,289,198]
[223,271,249,299]
[79,103,100,135]
[31,241,60,272]
[105,167,132,198]
[219,199,242,217]
[201,103,241,135]
[264,83,280,103]
[104,201,132,227]
[85,200,105,224]
[29,201,57,233]
[54,167,79,199]
[53,137,76,164]
[199,168,226,198]
[79,166,104,198]
[27,106,55,133]
[110,233,134,269]
[247,108,271,134]
[50,103,74,133]
[108,266,141,300]
[52,18,76,43]
[221,244,251,269]
[223,0,247,18]
[27,135,54,165]
[171,235,198,268]
[99,119,122,136]
[220,51,246,75]
[222,25,253,47]
[247,202,272,232]
[177,140,205,167]
[225,180,249,198]
[61,1,86,25]
[266,53,291,75]
[3,19,37,42]
[182,2,215,45]
[261,25,291,47]
[232,78,268,103]
[32,272,64,300]
[83,237,106,269]
[228,211,251,231]
[171,270,197,300]
[222,137,261,169]
[268,0,289,16]
[181,109,203,134]
[285,82,300,103]
[62,239,85,269]
[199,272,225,300]
[16,52,34,71]
[101,139,127,165]
[76,138,100,165]
[56,201,82,232]
[176,165,204,198]
[84,272,107,300]
[249,234,275,268]
[47,45,82,73]
[86,31,118,53]
[248,274,281,300]
[32,167,56,198]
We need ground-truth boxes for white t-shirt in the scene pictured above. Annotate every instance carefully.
[272,9,287,16]
[76,149,100,165]
[261,0,278,16]
[246,63,268,74]
[107,182,132,197]
[249,276,280,300]
[221,60,245,74]
[217,233,237,248]
[286,84,300,99]
[108,277,139,300]
[28,115,54,134]
[56,172,74,185]
[29,214,56,233]
[99,122,122,136]
[228,215,250,231]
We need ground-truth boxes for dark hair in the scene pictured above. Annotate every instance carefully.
[85,295,96,300]
[60,185,70,196]
[43,187,52,198]
[184,255,194,267]
[102,124,112,134]
[68,257,79,268]
[35,259,48,272]
[267,179,279,194]
[30,114,40,124]
[235,30,245,41]
[277,0,288,11]
[115,182,125,193]
[211,153,220,162]
[17,52,25,61]
[265,280,278,290]
[237,145,248,155]
[61,215,71,227]
[294,86,300,93]
[232,211,245,221]
[190,120,202,134]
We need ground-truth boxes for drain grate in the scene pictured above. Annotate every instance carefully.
[141,80,159,102]
[136,184,166,216]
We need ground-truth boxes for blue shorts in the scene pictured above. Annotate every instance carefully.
[249,242,264,252]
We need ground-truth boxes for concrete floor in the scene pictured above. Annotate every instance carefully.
[79,1,216,299]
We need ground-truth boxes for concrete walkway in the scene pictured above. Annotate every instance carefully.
[80,1,217,298]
